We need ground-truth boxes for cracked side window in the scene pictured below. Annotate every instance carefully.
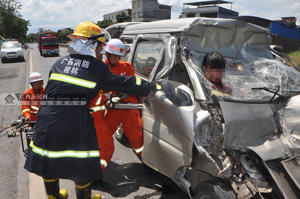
[133,40,164,78]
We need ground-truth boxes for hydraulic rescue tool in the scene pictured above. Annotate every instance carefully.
[0,117,35,156]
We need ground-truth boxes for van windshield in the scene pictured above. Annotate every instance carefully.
[188,51,300,101]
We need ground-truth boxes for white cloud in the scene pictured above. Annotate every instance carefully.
[19,0,300,34]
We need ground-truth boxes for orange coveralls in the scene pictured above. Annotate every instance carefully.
[103,59,144,162]
[89,90,114,171]
[21,87,45,121]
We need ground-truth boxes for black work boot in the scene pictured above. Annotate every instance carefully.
[75,182,92,199]
[43,178,68,199]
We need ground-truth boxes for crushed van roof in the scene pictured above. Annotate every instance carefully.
[122,17,268,35]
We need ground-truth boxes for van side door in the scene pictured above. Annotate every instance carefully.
[130,34,195,181]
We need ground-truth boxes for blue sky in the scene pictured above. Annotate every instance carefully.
[19,0,300,34]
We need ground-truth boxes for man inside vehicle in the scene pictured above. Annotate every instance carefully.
[202,52,231,96]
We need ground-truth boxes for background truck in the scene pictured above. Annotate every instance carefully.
[38,31,59,57]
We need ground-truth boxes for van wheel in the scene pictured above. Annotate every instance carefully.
[115,124,129,144]
[194,180,236,199]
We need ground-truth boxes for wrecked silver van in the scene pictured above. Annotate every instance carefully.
[118,17,300,199]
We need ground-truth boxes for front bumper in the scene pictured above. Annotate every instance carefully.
[1,52,24,60]
[42,49,59,55]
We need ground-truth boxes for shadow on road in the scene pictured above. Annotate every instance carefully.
[94,161,189,199]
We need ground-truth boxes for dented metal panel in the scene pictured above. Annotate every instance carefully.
[181,18,273,59]
[142,83,195,180]
[122,17,300,199]
[265,160,300,199]
[281,95,300,146]
[220,101,277,148]
[248,136,293,161]
[282,156,300,191]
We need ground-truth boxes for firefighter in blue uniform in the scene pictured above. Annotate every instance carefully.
[24,21,161,199]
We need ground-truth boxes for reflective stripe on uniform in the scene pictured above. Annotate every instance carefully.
[31,106,39,111]
[22,109,30,113]
[156,83,162,90]
[49,73,96,89]
[30,111,38,114]
[90,105,105,113]
[134,145,144,154]
[95,92,103,105]
[136,77,141,85]
[100,159,107,168]
[30,141,100,158]
[75,182,92,189]
[43,178,58,182]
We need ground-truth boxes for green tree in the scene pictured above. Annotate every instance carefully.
[116,12,131,23]
[57,30,71,43]
[37,28,46,34]
[97,19,113,29]
[26,33,37,43]
[0,0,29,41]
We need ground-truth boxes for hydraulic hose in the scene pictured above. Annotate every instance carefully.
[0,125,12,134]
[0,118,24,134]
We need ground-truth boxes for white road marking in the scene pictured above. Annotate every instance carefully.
[28,46,47,199]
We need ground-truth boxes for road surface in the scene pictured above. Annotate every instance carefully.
[0,44,188,199]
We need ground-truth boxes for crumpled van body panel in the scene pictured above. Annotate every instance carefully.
[119,17,300,199]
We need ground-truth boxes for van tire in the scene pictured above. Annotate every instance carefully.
[194,180,236,199]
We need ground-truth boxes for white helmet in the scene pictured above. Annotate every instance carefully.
[105,39,125,56]
[29,72,43,83]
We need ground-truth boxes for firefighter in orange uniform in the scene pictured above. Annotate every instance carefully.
[101,39,144,165]
[90,45,114,172]
[21,72,45,122]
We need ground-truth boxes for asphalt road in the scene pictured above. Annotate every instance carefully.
[0,45,30,199]
[0,44,189,199]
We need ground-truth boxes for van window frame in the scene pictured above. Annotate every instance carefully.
[131,37,165,80]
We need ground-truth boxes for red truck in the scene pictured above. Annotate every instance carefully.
[38,31,59,56]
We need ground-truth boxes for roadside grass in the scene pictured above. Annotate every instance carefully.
[287,50,300,67]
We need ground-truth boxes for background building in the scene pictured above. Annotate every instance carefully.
[181,0,238,19]
[235,16,300,52]
[103,9,132,23]
[131,0,171,22]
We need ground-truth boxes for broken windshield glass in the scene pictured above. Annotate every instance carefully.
[187,51,300,101]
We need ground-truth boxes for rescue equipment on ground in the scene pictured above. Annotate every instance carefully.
[0,117,35,156]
